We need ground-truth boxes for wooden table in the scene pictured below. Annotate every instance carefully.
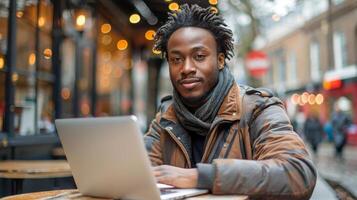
[0,160,72,194]
[2,189,248,200]
[52,147,66,158]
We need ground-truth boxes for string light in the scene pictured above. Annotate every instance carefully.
[38,17,45,27]
[61,88,71,100]
[0,57,4,69]
[43,48,52,59]
[169,3,179,11]
[28,53,36,65]
[145,30,155,41]
[76,14,86,27]
[101,23,111,34]
[209,0,218,5]
[129,14,141,24]
[117,40,128,50]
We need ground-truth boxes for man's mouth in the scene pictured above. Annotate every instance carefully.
[179,78,202,90]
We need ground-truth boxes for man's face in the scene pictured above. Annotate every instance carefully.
[167,27,225,106]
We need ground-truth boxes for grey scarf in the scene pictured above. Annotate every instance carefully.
[173,66,234,136]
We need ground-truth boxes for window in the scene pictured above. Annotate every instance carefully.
[288,51,297,86]
[310,41,321,81]
[0,0,8,132]
[13,0,54,135]
[61,39,75,118]
[274,50,286,84]
[333,31,348,69]
[96,17,132,116]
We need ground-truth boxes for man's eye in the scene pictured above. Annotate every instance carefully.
[170,57,182,64]
[195,54,206,61]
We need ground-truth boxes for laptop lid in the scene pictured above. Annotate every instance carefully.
[55,116,161,200]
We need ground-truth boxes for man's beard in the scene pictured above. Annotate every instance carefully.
[173,81,217,109]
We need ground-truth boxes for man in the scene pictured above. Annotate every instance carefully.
[144,4,316,199]
[303,113,324,155]
[331,102,351,158]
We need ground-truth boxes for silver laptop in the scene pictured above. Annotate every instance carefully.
[55,116,208,200]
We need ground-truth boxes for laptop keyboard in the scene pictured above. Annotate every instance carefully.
[160,188,178,195]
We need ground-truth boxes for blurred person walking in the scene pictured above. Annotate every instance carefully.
[331,103,352,158]
[303,113,324,154]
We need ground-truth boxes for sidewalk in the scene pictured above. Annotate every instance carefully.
[312,142,357,198]
[310,176,338,200]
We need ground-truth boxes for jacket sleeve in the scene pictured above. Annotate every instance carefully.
[144,120,163,166]
[197,104,317,199]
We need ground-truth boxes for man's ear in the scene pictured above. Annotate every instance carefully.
[218,53,225,70]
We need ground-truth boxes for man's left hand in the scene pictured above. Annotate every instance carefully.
[153,165,198,188]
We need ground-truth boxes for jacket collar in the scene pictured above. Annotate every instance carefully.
[161,83,242,124]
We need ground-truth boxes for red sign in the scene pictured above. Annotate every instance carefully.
[245,51,269,78]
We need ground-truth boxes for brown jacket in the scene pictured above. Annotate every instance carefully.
[144,83,316,199]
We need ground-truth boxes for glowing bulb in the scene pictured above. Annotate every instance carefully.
[117,40,128,50]
[209,0,218,5]
[28,53,36,65]
[145,30,155,41]
[291,93,300,105]
[76,14,86,27]
[38,17,45,27]
[308,94,316,105]
[129,14,141,24]
[315,94,324,105]
[0,57,4,69]
[152,48,161,55]
[16,11,24,18]
[43,48,52,59]
[101,23,111,34]
[169,3,179,11]
[12,73,18,82]
[301,92,309,104]
[61,88,71,100]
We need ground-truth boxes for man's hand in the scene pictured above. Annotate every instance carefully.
[153,165,198,188]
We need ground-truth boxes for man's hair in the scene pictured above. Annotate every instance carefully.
[154,4,234,60]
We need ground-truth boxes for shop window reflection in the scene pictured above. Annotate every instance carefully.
[38,80,54,133]
[61,39,75,117]
[14,74,36,135]
[0,0,8,133]
[96,17,132,116]
[16,1,36,71]
[16,0,53,73]
[13,0,54,135]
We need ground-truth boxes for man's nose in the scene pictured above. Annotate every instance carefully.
[181,59,196,75]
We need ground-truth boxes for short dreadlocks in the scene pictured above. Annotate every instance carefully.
[154,4,234,60]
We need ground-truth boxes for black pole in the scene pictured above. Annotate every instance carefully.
[52,0,63,119]
[4,0,17,135]
[34,0,41,133]
[91,9,98,116]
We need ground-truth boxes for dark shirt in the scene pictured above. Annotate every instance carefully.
[191,133,206,167]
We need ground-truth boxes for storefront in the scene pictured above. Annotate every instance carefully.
[0,0,145,160]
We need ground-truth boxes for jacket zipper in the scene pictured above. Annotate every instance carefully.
[165,128,192,168]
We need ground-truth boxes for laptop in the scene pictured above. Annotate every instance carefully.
[55,116,208,200]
